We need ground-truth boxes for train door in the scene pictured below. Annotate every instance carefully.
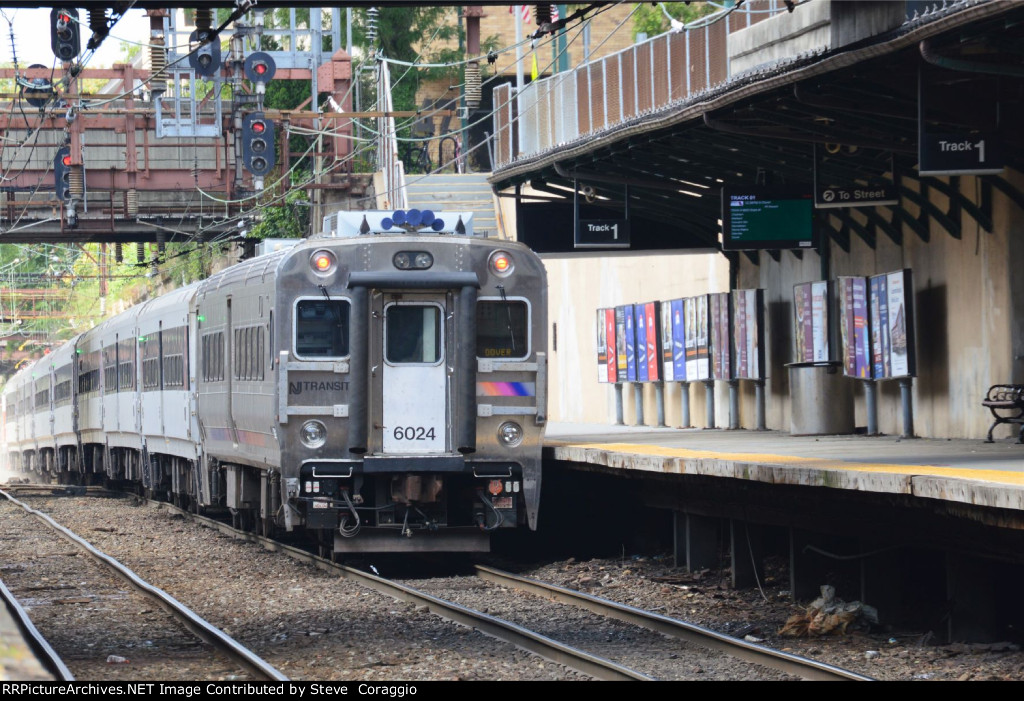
[48,364,55,439]
[226,297,237,442]
[379,294,448,454]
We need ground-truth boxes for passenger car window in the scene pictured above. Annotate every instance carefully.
[476,300,529,359]
[386,304,442,364]
[295,300,350,357]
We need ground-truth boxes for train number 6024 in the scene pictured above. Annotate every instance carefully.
[393,426,437,440]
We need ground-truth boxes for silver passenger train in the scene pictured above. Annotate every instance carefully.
[1,210,547,555]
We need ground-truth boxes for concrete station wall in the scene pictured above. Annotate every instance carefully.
[516,170,1024,441]
[734,171,1024,440]
[543,252,730,427]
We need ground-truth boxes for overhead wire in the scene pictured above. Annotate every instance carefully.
[1,3,629,286]
[382,1,626,137]
[173,0,577,232]
[364,1,639,207]
[259,10,607,213]
[309,8,593,147]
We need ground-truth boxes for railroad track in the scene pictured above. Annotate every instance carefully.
[134,498,648,680]
[137,496,871,681]
[3,487,873,681]
[0,577,74,681]
[473,565,873,682]
[0,488,288,682]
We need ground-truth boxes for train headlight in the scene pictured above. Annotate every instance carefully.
[393,251,433,270]
[310,250,336,275]
[300,420,327,448]
[489,251,514,277]
[497,421,523,447]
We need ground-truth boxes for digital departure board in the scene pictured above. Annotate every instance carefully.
[721,188,816,251]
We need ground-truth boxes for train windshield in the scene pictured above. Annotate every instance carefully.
[386,304,442,364]
[476,300,529,359]
[295,299,350,357]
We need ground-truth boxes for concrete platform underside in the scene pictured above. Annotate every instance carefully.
[542,424,1024,641]
[546,423,1024,518]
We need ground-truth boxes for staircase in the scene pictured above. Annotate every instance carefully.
[404,173,500,237]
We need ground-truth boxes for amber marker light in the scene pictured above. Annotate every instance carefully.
[489,250,513,276]
[311,249,336,274]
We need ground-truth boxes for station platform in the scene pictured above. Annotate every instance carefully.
[544,423,1024,513]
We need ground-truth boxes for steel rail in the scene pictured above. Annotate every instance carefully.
[146,501,652,681]
[0,484,106,497]
[0,577,75,681]
[475,565,875,682]
[0,489,288,682]
[328,565,653,681]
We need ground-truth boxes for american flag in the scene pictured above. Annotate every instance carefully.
[509,5,560,24]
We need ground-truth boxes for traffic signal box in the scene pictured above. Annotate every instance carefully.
[54,147,72,200]
[242,113,276,177]
[50,8,80,62]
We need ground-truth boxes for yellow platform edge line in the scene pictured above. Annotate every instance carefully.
[547,441,1024,487]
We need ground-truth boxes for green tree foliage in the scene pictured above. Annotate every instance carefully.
[355,7,461,113]
[249,182,311,240]
[632,2,718,39]
[119,40,142,64]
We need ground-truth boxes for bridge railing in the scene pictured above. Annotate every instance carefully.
[493,0,819,169]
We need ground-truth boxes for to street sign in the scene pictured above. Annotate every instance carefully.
[815,185,898,209]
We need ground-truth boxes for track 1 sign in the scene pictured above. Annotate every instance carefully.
[575,219,631,248]
[918,132,1003,176]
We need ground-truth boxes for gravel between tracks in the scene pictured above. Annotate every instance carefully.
[9,493,1024,681]
[0,498,250,681]
[13,495,585,681]
[399,574,798,680]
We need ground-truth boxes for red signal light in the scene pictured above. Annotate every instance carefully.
[61,154,71,167]
[251,120,266,134]
[254,62,267,75]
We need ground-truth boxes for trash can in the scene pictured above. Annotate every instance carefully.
[787,361,855,435]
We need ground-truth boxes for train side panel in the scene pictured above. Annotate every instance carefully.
[78,321,107,478]
[138,284,201,500]
[195,253,285,524]
[49,336,81,479]
[2,363,34,474]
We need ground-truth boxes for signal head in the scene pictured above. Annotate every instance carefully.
[244,52,277,84]
[53,146,72,201]
[188,29,221,77]
[242,113,276,177]
[50,8,80,62]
